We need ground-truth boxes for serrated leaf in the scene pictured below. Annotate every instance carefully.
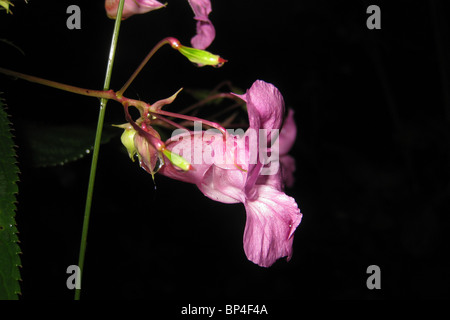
[0,97,21,300]
[21,123,118,167]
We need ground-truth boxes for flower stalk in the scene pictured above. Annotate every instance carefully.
[117,37,226,97]
[0,67,115,100]
[75,0,125,300]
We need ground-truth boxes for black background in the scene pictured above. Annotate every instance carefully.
[1,0,449,301]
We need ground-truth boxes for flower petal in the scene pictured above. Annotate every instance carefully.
[255,167,283,192]
[161,130,246,203]
[279,108,297,155]
[234,81,286,197]
[187,0,216,49]
[236,80,285,132]
[243,185,302,267]
[105,0,165,20]
[200,165,246,204]
[159,131,211,185]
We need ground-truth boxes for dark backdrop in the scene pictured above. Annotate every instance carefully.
[0,0,449,301]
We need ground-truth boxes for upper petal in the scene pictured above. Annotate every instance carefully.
[187,0,216,49]
[105,0,165,20]
[235,80,285,132]
[233,81,286,196]
[243,185,302,267]
[191,20,215,50]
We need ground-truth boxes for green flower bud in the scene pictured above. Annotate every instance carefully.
[115,123,137,161]
[177,45,227,67]
[162,148,192,171]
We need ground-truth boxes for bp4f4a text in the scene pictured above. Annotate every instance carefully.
[181,304,268,317]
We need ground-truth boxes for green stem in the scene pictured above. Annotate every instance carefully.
[0,66,149,112]
[74,0,125,300]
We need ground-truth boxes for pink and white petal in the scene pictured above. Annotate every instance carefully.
[160,132,212,185]
[160,130,244,193]
[243,185,302,267]
[199,165,245,204]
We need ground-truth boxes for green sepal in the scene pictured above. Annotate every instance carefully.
[162,149,192,171]
[177,45,227,67]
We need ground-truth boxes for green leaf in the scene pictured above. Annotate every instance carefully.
[0,1,13,14]
[0,96,21,300]
[21,123,118,167]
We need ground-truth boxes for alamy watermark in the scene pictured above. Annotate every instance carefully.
[66,5,81,30]
[366,265,381,289]
[169,121,281,176]
[366,5,381,30]
[66,264,81,290]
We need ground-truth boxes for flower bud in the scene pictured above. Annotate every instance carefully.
[135,134,157,175]
[134,126,164,179]
[115,123,138,161]
[162,149,192,172]
[171,41,227,67]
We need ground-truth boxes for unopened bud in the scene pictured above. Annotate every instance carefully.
[162,148,192,171]
[134,129,164,179]
[114,123,137,161]
[174,44,227,67]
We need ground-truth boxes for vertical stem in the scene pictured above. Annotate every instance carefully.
[75,0,125,300]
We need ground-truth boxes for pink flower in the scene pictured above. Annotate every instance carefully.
[187,0,216,49]
[105,0,166,20]
[159,80,302,267]
[105,0,216,49]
